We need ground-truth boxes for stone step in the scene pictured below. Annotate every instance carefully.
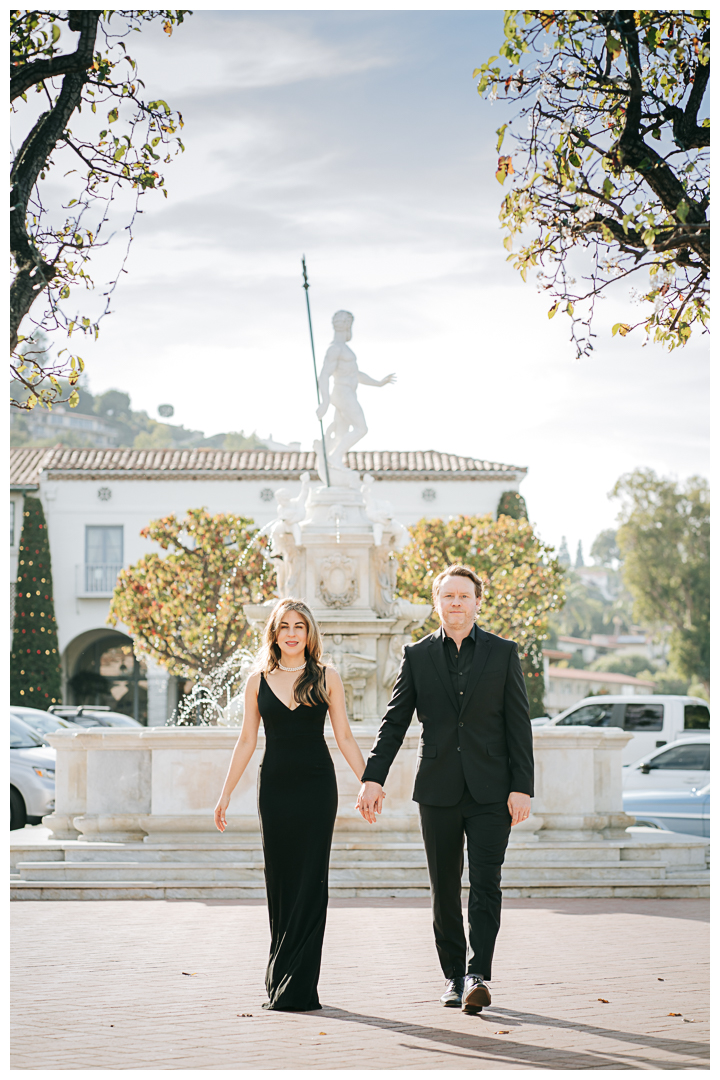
[15,855,671,885]
[10,841,431,867]
[10,876,710,901]
[16,860,434,884]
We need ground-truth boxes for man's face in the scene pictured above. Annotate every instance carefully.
[436,575,482,633]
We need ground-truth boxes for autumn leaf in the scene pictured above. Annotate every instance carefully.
[496,155,515,184]
[598,998,609,1003]
[667,1012,682,1016]
[494,1030,511,1035]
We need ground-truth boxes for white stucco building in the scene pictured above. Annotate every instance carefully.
[11,445,527,723]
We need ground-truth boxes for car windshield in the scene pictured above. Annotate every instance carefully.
[16,714,64,735]
[101,713,140,726]
[10,715,46,749]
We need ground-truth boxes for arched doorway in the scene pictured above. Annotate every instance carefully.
[68,631,148,724]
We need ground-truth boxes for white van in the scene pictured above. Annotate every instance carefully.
[539,695,709,765]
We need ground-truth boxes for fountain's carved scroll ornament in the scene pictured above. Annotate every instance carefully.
[317,553,359,608]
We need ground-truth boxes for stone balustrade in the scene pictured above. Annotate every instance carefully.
[43,725,636,844]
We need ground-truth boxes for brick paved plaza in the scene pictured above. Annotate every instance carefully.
[11,897,708,1070]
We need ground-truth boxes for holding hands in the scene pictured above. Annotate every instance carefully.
[356,780,385,824]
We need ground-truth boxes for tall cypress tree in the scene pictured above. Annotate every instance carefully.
[10,496,62,706]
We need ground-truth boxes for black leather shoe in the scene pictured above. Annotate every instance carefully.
[462,974,491,1014]
[440,978,464,1007]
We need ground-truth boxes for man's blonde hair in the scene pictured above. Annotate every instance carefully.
[432,564,485,608]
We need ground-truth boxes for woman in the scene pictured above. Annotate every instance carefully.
[214,598,378,1011]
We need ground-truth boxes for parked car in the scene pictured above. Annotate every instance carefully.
[622,735,709,792]
[623,784,709,837]
[11,706,83,737]
[537,695,709,764]
[10,715,56,830]
[48,705,143,728]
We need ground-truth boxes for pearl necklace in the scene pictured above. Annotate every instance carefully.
[278,661,306,672]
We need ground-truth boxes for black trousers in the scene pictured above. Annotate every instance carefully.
[418,786,511,981]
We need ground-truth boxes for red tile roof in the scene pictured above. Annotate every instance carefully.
[548,666,655,688]
[10,446,527,485]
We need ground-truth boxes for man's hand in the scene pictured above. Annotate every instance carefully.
[507,791,531,827]
[356,781,385,824]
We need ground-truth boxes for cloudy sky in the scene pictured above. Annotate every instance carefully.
[42,6,710,560]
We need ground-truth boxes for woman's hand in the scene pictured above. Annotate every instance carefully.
[214,793,230,833]
[356,781,385,824]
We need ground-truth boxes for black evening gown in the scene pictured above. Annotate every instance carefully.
[257,673,338,1011]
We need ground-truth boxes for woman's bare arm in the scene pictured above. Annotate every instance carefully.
[214,672,262,832]
[326,666,384,823]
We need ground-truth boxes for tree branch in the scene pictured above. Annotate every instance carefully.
[10,11,101,350]
[10,10,101,101]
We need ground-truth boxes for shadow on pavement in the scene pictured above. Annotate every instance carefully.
[314,1004,708,1070]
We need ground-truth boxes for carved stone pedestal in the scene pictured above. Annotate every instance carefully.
[246,473,431,721]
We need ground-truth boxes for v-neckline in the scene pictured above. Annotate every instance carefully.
[263,673,302,713]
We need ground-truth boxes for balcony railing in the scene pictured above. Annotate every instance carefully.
[77,564,123,597]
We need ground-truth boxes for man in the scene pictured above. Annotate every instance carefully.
[357,564,533,1014]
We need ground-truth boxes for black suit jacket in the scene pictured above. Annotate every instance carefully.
[362,626,534,806]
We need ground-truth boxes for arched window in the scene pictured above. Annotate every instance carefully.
[69,633,148,724]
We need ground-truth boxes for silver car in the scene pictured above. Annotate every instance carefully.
[11,706,83,738]
[10,715,56,830]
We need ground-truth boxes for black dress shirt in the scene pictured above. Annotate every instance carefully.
[441,622,477,707]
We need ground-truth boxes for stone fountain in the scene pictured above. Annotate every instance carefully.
[245,307,431,724]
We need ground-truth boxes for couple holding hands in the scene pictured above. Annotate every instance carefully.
[214,564,534,1014]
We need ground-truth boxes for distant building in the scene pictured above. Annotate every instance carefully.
[21,405,120,447]
[545,667,656,716]
[11,445,527,723]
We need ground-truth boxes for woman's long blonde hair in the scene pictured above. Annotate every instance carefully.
[255,598,331,708]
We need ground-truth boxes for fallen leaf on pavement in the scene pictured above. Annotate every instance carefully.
[494,1030,510,1035]
[237,1014,253,1018]
[597,999,609,1003]
[657,978,664,981]
[682,1018,696,1023]
[181,972,197,977]
[667,1012,682,1017]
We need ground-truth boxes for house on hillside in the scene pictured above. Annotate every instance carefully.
[11,445,527,725]
[544,667,656,716]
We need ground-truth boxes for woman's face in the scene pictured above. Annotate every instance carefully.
[275,611,309,661]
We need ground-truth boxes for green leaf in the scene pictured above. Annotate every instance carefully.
[548,302,559,319]
[108,108,118,124]
[676,199,689,223]
[612,323,631,337]
[496,123,509,152]
[607,34,622,60]
[52,23,60,43]
[602,177,613,199]
[68,390,80,408]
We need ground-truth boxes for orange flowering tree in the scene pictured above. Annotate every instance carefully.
[396,514,566,717]
[109,509,276,682]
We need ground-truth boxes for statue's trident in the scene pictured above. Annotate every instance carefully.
[301,256,331,488]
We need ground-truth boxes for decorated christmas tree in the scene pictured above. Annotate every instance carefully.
[10,496,62,706]
[496,490,528,521]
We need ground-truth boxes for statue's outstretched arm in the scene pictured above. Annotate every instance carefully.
[357,370,396,388]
